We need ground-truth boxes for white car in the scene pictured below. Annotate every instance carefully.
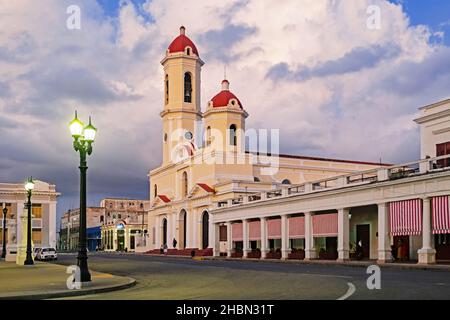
[36,247,58,261]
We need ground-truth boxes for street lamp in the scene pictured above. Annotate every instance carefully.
[1,204,7,259]
[24,177,35,265]
[69,111,97,282]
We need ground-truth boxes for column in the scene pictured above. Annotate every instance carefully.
[124,229,129,251]
[260,217,268,259]
[195,211,202,249]
[226,222,232,257]
[191,210,201,249]
[242,219,250,258]
[337,208,350,261]
[113,229,117,251]
[208,212,214,249]
[418,197,436,264]
[212,223,220,257]
[172,212,177,249]
[154,215,160,250]
[47,201,57,248]
[304,212,316,260]
[15,202,24,249]
[377,203,391,263]
[281,215,290,260]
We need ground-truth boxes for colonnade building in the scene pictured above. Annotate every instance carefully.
[144,27,389,257]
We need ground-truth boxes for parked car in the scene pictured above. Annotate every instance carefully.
[36,247,58,261]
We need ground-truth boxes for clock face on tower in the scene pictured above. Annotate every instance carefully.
[184,131,193,140]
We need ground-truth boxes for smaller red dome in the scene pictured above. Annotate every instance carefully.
[168,26,199,56]
[210,80,242,108]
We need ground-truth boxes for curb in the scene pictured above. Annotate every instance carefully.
[0,277,136,300]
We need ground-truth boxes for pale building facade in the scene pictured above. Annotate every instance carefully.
[59,207,104,251]
[100,198,150,252]
[144,27,388,255]
[203,98,450,265]
[0,180,59,262]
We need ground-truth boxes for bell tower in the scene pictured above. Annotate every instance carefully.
[160,26,204,165]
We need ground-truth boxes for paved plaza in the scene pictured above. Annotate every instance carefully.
[52,253,450,300]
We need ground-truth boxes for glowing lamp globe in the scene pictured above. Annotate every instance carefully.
[69,111,84,138]
[25,177,35,192]
[83,117,97,142]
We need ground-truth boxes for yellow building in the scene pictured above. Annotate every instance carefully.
[145,27,387,255]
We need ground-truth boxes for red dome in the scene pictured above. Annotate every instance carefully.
[168,26,199,56]
[210,80,242,108]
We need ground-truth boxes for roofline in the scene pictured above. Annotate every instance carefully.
[246,151,392,166]
[419,97,450,110]
[101,197,149,202]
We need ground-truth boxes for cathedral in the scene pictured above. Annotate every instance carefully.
[144,27,385,256]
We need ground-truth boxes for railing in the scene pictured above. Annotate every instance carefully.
[213,154,450,210]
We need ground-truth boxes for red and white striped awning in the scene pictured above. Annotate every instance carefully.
[289,216,305,239]
[249,220,261,241]
[232,223,243,241]
[312,213,338,237]
[389,199,422,236]
[267,218,281,239]
[432,196,450,234]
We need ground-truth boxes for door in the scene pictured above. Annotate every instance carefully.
[130,235,135,250]
[162,218,168,246]
[202,211,209,249]
[393,235,409,260]
[357,224,370,259]
[117,230,125,251]
[436,234,450,260]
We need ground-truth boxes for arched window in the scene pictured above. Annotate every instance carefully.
[154,184,158,198]
[182,171,188,198]
[206,126,211,146]
[186,48,191,55]
[165,74,169,105]
[184,72,192,103]
[229,124,237,146]
[282,179,291,185]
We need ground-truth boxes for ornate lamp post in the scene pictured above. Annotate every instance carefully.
[1,204,7,259]
[24,177,35,265]
[69,111,97,282]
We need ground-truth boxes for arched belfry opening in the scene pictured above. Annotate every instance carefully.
[165,74,169,105]
[229,124,237,146]
[184,72,192,103]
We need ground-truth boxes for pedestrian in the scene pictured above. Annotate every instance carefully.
[173,238,177,249]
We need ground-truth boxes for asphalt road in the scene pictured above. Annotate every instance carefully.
[53,253,450,300]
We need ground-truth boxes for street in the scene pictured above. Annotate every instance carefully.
[53,253,450,299]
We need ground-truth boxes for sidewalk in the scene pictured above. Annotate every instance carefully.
[0,261,136,300]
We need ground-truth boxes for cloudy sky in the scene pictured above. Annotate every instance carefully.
[1,0,450,224]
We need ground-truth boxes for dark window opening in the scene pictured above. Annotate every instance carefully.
[229,124,237,146]
[165,74,169,105]
[184,72,192,103]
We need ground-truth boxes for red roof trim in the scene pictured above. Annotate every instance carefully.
[197,183,215,193]
[157,195,171,203]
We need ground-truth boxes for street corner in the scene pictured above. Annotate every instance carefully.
[0,261,136,300]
